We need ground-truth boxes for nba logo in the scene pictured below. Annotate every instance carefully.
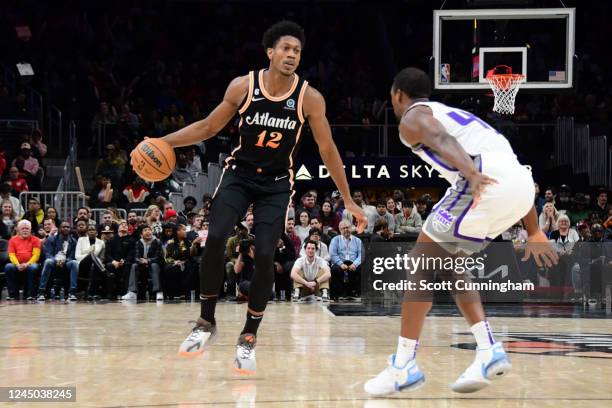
[440,63,450,83]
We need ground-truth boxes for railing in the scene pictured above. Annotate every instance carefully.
[19,191,87,225]
[47,105,63,153]
[0,119,39,146]
[56,121,78,192]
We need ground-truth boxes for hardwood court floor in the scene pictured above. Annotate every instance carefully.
[0,300,611,407]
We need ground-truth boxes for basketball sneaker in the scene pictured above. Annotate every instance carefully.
[451,341,511,393]
[233,333,256,374]
[321,288,330,302]
[291,288,300,302]
[363,355,425,396]
[178,318,217,357]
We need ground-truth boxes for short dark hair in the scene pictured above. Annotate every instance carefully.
[392,67,431,99]
[304,239,318,250]
[262,20,306,50]
[373,219,388,233]
[184,196,197,205]
[376,199,386,207]
[401,199,413,208]
[308,227,321,237]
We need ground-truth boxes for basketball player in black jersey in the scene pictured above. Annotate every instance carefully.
[154,21,366,373]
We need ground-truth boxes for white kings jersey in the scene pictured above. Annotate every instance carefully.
[401,101,516,186]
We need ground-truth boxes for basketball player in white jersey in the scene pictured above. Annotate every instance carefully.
[364,68,558,396]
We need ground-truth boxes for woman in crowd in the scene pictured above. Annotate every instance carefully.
[295,210,311,243]
[144,204,163,237]
[1,199,18,236]
[320,199,341,235]
[44,206,62,227]
[386,197,400,216]
[539,202,559,236]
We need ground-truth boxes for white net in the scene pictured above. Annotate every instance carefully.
[486,74,525,115]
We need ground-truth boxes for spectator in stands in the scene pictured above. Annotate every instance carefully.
[544,188,555,204]
[415,195,432,219]
[295,210,311,243]
[171,151,195,183]
[604,207,612,231]
[91,102,117,137]
[30,129,47,159]
[144,204,163,237]
[567,193,591,225]
[5,220,41,300]
[371,219,392,242]
[95,144,125,184]
[274,231,296,300]
[180,196,197,220]
[243,212,254,234]
[539,202,560,236]
[342,190,375,232]
[96,210,116,235]
[123,177,150,207]
[122,225,164,301]
[386,197,400,216]
[576,221,591,242]
[309,217,332,246]
[164,210,179,226]
[37,221,78,301]
[556,184,572,212]
[116,104,140,138]
[127,211,139,235]
[1,199,18,235]
[42,218,57,237]
[8,166,28,193]
[297,192,321,219]
[186,146,202,174]
[163,224,193,299]
[291,240,331,302]
[367,199,395,234]
[299,228,330,261]
[73,207,96,228]
[0,183,24,216]
[104,220,135,299]
[394,199,423,234]
[90,176,118,208]
[329,220,363,300]
[76,225,106,300]
[592,189,609,222]
[234,237,257,300]
[22,197,44,231]
[549,214,579,254]
[12,143,41,190]
[161,103,185,133]
[44,207,61,227]
[320,199,341,234]
[534,183,546,214]
[161,222,176,248]
[74,220,88,239]
[285,218,302,256]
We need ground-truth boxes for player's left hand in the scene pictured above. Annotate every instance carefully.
[467,172,497,209]
[522,230,559,268]
[345,200,367,233]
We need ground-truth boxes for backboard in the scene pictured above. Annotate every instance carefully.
[433,8,575,91]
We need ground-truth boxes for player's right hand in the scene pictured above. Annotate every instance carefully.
[468,172,497,209]
[345,200,367,234]
[521,230,559,268]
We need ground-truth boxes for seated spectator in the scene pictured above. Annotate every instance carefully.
[592,189,609,222]
[367,199,395,233]
[122,225,164,301]
[291,240,331,302]
[22,197,44,232]
[171,152,195,183]
[415,196,432,220]
[394,200,423,234]
[164,209,179,225]
[37,221,78,301]
[76,225,106,300]
[8,166,28,193]
[95,144,125,185]
[161,222,176,248]
[73,220,88,239]
[371,219,392,242]
[274,232,296,300]
[295,210,311,243]
[285,218,302,256]
[30,128,47,159]
[116,104,140,138]
[392,189,405,205]
[186,146,202,174]
[163,224,195,299]
[386,197,400,216]
[161,103,185,133]
[296,192,321,219]
[180,196,197,220]
[549,215,579,253]
[544,187,555,205]
[308,217,332,246]
[144,204,163,237]
[1,199,18,236]
[96,210,117,234]
[299,228,330,261]
[243,211,254,234]
[234,237,257,300]
[329,220,363,300]
[539,202,559,236]
[556,184,572,212]
[0,183,24,217]
[5,220,41,300]
[225,224,250,297]
[44,206,62,227]
[91,102,117,140]
[342,190,376,232]
[104,220,135,299]
[12,143,41,190]
[126,211,139,235]
[320,199,341,234]
[89,176,118,208]
[123,177,150,207]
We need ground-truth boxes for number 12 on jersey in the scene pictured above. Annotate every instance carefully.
[255,130,283,149]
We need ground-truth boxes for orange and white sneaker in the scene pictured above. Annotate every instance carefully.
[233,333,256,374]
[178,318,217,357]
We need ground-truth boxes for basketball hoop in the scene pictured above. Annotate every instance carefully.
[486,65,525,115]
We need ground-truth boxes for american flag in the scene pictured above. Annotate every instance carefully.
[548,71,566,81]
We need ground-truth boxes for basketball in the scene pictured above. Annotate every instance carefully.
[131,138,176,182]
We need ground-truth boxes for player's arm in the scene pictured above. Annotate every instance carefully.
[160,75,249,148]
[304,87,367,232]
[400,107,496,207]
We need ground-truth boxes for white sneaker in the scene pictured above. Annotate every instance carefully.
[178,318,217,356]
[156,292,164,301]
[321,288,330,302]
[364,355,425,396]
[121,292,137,301]
[451,342,511,393]
[291,288,300,302]
[233,333,256,374]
